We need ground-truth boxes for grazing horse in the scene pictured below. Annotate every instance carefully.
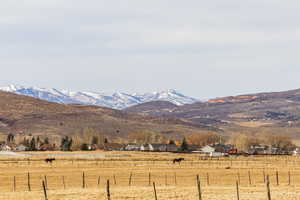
[173,158,184,164]
[45,158,55,163]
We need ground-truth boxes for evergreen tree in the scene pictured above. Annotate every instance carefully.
[44,137,50,144]
[7,133,15,144]
[61,136,73,151]
[91,136,98,145]
[30,137,36,151]
[180,137,189,152]
[104,138,109,144]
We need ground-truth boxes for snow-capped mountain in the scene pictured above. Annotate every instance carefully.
[0,85,199,109]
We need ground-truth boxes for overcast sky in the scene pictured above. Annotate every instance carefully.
[1,0,300,99]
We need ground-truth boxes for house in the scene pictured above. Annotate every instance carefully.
[15,144,27,152]
[149,144,166,152]
[201,145,215,154]
[166,144,178,152]
[213,144,234,153]
[140,144,150,151]
[151,144,179,152]
[103,143,124,151]
[124,144,140,151]
[0,144,12,151]
[187,144,201,152]
[248,145,268,155]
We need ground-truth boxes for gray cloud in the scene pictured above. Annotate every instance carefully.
[1,0,300,99]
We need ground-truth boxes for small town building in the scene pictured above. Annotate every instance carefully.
[124,144,140,151]
[103,143,124,151]
[15,144,27,151]
[0,144,12,151]
[201,145,215,154]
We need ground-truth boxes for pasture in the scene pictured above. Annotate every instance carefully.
[0,151,300,199]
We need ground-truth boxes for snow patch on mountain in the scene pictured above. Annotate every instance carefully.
[0,85,199,109]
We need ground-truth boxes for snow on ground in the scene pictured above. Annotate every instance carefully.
[0,151,29,157]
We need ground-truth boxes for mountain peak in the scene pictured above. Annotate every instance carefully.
[0,85,199,109]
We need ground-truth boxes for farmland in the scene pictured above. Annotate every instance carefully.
[1,151,300,199]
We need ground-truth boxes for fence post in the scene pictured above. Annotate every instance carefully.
[236,180,240,200]
[165,174,167,186]
[98,176,101,186]
[113,174,117,185]
[62,176,66,189]
[266,175,272,200]
[276,171,279,186]
[44,175,48,190]
[27,172,31,191]
[263,170,266,183]
[129,172,133,186]
[82,172,85,189]
[106,180,111,200]
[149,172,151,186]
[42,180,48,200]
[248,171,252,186]
[153,182,158,200]
[174,172,177,185]
[206,172,210,186]
[288,171,291,186]
[196,175,202,200]
[13,176,16,192]
[237,172,240,185]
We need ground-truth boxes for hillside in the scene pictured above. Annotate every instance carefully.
[124,101,178,115]
[0,91,211,140]
[126,88,300,138]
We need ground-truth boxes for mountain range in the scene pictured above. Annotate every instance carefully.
[2,84,300,140]
[126,88,300,139]
[0,85,198,109]
[0,90,205,139]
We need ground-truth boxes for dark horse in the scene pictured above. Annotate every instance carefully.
[173,158,184,164]
[45,158,56,163]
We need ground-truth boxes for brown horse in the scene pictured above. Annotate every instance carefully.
[45,158,56,163]
[173,158,184,164]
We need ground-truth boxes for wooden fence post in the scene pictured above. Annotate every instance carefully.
[165,174,167,186]
[113,174,117,185]
[248,171,252,186]
[237,172,240,185]
[42,180,48,200]
[27,172,31,191]
[266,175,271,200]
[288,171,291,186]
[62,176,66,189]
[206,172,210,186]
[236,180,240,200]
[13,176,16,192]
[174,172,177,185]
[263,170,266,184]
[276,171,279,186]
[98,176,101,186]
[129,172,133,186]
[44,175,48,190]
[153,182,158,200]
[106,180,111,200]
[82,172,85,189]
[149,172,151,186]
[196,175,202,200]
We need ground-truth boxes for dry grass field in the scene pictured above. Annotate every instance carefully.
[1,151,300,199]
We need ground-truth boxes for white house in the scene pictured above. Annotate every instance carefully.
[16,144,27,152]
[0,144,12,151]
[201,145,215,154]
[124,144,140,151]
